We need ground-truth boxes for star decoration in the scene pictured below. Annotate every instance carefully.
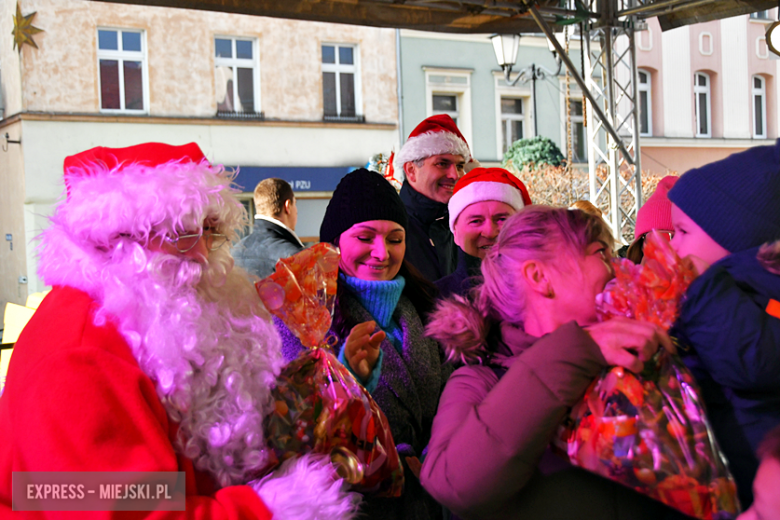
[12,2,43,51]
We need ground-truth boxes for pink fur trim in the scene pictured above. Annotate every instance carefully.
[393,131,471,181]
[426,294,489,365]
[448,181,526,233]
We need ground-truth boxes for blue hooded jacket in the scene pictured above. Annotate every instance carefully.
[670,245,780,507]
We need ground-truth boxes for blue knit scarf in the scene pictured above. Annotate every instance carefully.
[342,274,405,351]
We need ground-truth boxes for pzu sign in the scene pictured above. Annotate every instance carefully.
[293,180,311,190]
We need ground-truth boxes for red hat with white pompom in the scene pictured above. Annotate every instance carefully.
[52,142,246,249]
[63,142,206,199]
[392,114,471,182]
[448,167,532,232]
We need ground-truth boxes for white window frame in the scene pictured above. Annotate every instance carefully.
[96,28,149,114]
[499,97,525,156]
[432,93,459,121]
[694,72,712,138]
[321,43,362,120]
[494,72,532,159]
[424,67,473,151]
[569,98,587,163]
[753,75,767,139]
[214,36,261,115]
[638,69,652,137]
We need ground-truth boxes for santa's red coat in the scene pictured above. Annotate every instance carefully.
[0,286,273,519]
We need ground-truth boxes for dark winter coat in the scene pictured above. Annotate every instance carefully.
[435,248,481,299]
[400,181,458,282]
[421,321,690,520]
[670,246,780,507]
[231,218,303,279]
[277,290,453,520]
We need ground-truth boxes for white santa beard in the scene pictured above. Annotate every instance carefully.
[93,241,283,487]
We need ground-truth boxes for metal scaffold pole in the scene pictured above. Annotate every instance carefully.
[526,0,644,244]
[582,0,644,244]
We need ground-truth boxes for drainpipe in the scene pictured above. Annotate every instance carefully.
[396,28,404,146]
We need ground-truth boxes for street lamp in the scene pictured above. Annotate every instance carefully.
[490,33,563,135]
[766,21,780,57]
[490,32,564,86]
[490,34,521,84]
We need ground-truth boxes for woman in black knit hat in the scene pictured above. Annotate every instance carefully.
[276,168,451,520]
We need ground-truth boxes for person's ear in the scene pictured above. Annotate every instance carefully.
[404,162,417,183]
[283,198,293,215]
[452,217,463,248]
[520,259,553,298]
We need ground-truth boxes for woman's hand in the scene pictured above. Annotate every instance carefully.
[584,317,674,373]
[405,457,422,479]
[343,321,385,382]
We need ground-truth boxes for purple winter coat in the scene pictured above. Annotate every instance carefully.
[420,321,691,520]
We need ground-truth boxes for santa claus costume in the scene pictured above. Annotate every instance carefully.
[0,143,358,519]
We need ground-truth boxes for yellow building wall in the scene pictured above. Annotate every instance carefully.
[17,0,398,122]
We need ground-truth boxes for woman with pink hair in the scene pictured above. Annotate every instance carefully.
[421,206,687,520]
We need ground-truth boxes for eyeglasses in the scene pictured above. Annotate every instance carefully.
[165,230,228,253]
[643,230,674,243]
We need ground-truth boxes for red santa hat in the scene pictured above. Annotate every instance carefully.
[63,142,206,198]
[448,167,532,232]
[393,114,471,181]
[49,142,245,259]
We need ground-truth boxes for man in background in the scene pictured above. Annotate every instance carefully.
[232,178,304,279]
[392,114,471,281]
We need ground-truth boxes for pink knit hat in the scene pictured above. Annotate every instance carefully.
[634,175,678,240]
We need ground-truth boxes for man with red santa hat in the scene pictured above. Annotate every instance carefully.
[0,142,358,519]
[392,114,472,282]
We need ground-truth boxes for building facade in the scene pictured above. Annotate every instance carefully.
[0,0,400,309]
[397,29,585,165]
[637,10,779,173]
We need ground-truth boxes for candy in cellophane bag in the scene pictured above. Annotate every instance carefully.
[256,242,404,497]
[596,229,697,329]
[558,231,740,520]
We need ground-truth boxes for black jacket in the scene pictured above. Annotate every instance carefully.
[670,246,780,507]
[435,247,482,300]
[399,181,458,282]
[231,218,303,279]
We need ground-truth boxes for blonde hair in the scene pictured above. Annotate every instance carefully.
[253,178,294,217]
[570,200,603,217]
[427,206,613,364]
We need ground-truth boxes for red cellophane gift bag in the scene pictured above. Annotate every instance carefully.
[559,231,740,520]
[256,242,404,497]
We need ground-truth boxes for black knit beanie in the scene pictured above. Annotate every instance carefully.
[320,168,409,244]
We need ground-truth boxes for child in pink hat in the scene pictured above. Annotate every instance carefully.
[626,175,678,263]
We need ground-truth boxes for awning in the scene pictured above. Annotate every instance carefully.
[91,0,778,33]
